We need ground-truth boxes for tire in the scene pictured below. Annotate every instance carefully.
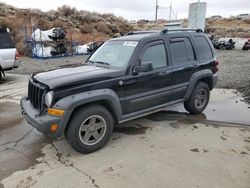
[67,105,114,154]
[184,82,210,114]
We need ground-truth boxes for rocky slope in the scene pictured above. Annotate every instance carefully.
[0,3,132,55]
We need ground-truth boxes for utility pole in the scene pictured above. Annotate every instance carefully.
[169,2,172,21]
[155,0,159,23]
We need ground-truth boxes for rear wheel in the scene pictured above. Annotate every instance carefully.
[184,82,210,114]
[67,105,113,154]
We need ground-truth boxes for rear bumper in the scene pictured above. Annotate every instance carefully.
[20,97,71,138]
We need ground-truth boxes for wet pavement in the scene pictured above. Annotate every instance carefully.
[0,74,250,187]
[0,102,51,179]
[163,89,250,126]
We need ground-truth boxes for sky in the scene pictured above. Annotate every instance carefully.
[1,0,250,20]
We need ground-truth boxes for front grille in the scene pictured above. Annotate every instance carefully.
[28,79,47,110]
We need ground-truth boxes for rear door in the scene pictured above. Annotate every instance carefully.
[124,40,173,113]
[167,34,197,101]
[0,32,16,69]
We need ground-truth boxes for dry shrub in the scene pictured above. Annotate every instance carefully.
[80,23,95,34]
[0,3,133,56]
[57,5,77,17]
[244,19,250,24]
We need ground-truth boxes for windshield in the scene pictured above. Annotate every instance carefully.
[88,40,138,68]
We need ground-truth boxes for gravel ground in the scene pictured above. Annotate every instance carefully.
[216,50,250,103]
[10,55,89,75]
[9,51,250,103]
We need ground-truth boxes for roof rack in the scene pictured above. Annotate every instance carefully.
[161,28,203,34]
[125,30,159,36]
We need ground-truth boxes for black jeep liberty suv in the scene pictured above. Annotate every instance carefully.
[21,29,218,153]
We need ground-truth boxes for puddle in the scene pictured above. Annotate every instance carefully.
[149,90,250,126]
[114,124,149,135]
[0,102,51,180]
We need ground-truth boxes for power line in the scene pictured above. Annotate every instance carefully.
[155,1,177,22]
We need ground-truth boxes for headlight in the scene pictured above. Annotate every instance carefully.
[45,91,53,107]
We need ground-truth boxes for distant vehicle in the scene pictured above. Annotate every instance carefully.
[21,28,218,153]
[0,28,20,79]
[236,14,250,19]
[129,20,137,24]
[87,41,104,53]
[212,38,235,50]
[242,39,250,50]
[210,15,222,19]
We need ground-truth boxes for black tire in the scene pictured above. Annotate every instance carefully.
[184,82,210,114]
[67,105,114,154]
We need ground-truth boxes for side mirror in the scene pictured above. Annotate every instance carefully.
[134,61,153,74]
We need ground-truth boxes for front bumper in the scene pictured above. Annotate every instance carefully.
[20,97,71,138]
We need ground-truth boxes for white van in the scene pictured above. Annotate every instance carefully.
[0,28,20,79]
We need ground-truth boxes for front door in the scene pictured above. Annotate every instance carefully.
[124,40,173,114]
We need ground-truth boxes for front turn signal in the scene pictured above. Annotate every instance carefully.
[47,108,65,116]
[51,124,59,132]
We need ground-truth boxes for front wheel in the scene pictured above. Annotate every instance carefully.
[67,105,114,154]
[184,82,210,114]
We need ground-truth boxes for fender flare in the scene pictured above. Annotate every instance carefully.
[184,69,214,100]
[54,88,123,121]
[53,89,123,137]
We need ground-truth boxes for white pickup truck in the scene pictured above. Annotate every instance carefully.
[0,28,20,79]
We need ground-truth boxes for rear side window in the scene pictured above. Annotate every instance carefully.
[0,33,15,49]
[142,44,167,69]
[170,37,195,65]
[193,36,213,59]
[170,40,188,64]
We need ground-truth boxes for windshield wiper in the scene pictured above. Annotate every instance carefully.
[87,60,110,66]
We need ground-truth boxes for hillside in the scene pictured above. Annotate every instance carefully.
[1,2,250,56]
[205,18,250,38]
[135,18,250,38]
[0,3,132,55]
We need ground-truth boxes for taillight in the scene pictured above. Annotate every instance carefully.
[15,51,21,61]
[212,60,219,74]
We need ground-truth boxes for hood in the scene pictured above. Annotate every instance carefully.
[34,64,123,89]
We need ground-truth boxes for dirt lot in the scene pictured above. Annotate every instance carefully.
[9,50,250,103]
